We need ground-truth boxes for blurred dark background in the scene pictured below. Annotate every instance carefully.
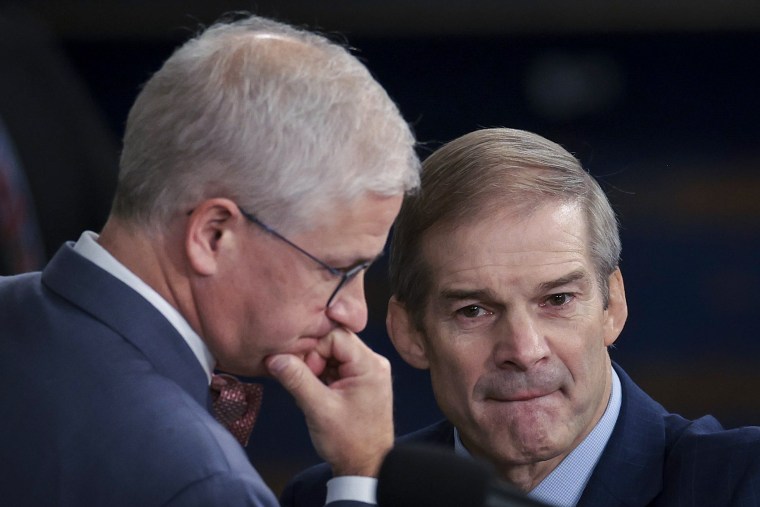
[3,0,759,494]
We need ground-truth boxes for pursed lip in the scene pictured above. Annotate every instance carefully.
[485,389,557,402]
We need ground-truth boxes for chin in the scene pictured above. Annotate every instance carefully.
[489,429,562,464]
[473,436,557,468]
[516,425,575,464]
[478,414,563,459]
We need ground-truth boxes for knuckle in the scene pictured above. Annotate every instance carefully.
[375,354,392,374]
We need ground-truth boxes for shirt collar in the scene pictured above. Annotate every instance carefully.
[73,231,215,383]
[454,366,622,507]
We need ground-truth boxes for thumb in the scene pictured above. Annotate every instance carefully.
[266,354,323,409]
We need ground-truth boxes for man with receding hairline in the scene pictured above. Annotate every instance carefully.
[0,13,419,506]
[284,128,760,507]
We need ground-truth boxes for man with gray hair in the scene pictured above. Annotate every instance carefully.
[284,128,760,506]
[0,13,419,506]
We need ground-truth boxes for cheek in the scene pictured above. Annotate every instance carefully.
[193,275,239,333]
[560,323,611,411]
[426,344,483,412]
[559,312,608,364]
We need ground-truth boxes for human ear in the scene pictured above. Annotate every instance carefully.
[603,268,628,347]
[387,297,430,370]
[185,198,239,276]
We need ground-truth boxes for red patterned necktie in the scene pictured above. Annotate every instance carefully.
[209,373,263,447]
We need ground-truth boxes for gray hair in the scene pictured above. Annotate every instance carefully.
[390,127,621,329]
[114,14,420,234]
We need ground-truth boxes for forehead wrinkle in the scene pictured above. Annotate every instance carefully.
[433,257,590,304]
[536,269,591,293]
[424,201,592,282]
[439,287,497,302]
[434,251,587,281]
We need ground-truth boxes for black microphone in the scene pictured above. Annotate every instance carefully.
[377,444,549,507]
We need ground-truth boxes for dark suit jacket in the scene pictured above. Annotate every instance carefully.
[0,244,372,506]
[282,363,760,507]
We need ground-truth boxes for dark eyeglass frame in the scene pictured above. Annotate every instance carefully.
[237,206,376,308]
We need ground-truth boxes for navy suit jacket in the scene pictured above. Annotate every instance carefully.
[282,364,760,507]
[0,244,372,507]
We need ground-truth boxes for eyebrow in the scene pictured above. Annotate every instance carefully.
[439,288,494,302]
[537,270,590,293]
[437,270,591,303]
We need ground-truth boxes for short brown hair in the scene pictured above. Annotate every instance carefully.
[389,128,621,329]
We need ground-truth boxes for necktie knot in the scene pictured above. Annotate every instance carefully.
[210,373,263,447]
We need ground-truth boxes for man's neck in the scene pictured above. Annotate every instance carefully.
[98,217,181,310]
[81,220,215,381]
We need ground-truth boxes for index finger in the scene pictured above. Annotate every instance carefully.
[311,328,374,381]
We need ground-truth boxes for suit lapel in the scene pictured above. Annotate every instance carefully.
[42,243,210,408]
[577,364,671,507]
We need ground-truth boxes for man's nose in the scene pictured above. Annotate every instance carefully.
[324,275,369,333]
[493,308,550,370]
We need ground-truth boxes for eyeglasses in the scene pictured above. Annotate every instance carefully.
[238,206,375,308]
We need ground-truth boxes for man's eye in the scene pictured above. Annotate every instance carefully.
[457,305,489,318]
[543,293,574,307]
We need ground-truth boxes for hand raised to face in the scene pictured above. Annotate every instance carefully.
[266,328,394,477]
